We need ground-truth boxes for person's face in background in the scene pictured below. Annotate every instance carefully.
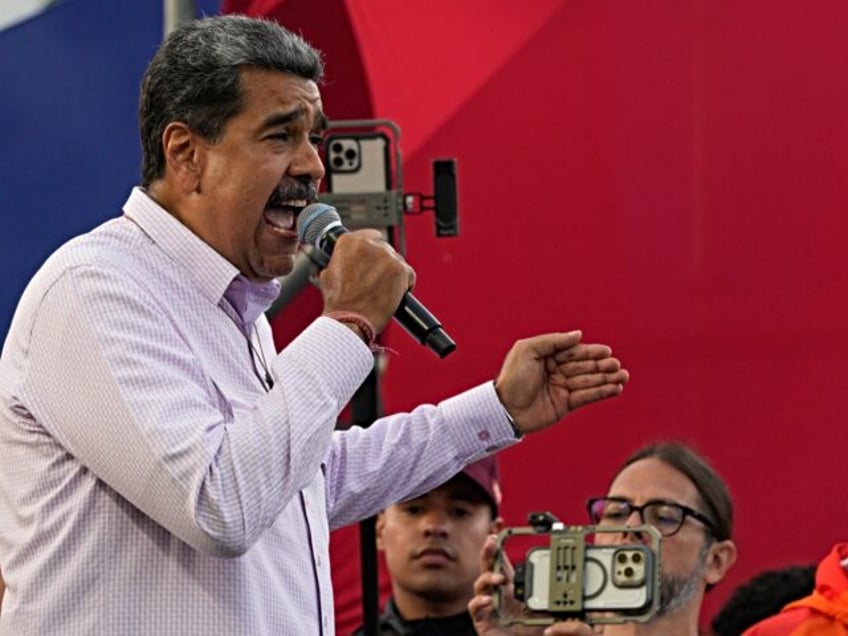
[377,475,503,617]
[162,67,326,281]
[596,458,736,617]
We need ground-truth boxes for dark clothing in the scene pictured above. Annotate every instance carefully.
[352,598,476,636]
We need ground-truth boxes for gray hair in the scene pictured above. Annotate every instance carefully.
[139,15,324,186]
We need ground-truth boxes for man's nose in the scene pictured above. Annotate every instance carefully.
[619,510,647,544]
[289,139,325,182]
[422,511,449,537]
[625,509,644,526]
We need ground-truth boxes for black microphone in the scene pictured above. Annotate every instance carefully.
[297,203,456,358]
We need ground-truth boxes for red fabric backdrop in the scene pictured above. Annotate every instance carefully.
[225,1,848,633]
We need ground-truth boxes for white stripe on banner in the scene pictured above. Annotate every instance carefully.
[0,0,54,31]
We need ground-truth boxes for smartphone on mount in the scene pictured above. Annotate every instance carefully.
[492,514,662,627]
[323,132,392,194]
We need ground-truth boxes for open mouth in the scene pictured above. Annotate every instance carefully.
[263,199,309,235]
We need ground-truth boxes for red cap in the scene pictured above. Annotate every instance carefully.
[460,455,502,515]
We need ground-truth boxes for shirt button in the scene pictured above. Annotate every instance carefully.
[478,430,491,441]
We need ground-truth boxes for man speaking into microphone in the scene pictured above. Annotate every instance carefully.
[0,15,628,636]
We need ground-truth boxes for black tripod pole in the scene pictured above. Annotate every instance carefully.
[349,361,383,636]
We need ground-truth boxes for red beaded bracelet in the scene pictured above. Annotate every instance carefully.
[325,311,377,349]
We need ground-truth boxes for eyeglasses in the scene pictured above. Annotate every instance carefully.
[586,496,717,538]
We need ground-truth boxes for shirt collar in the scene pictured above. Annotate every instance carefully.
[223,274,281,327]
[122,187,281,324]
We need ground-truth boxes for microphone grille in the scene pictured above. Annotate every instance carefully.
[297,203,341,245]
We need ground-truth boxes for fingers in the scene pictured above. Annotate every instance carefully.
[474,570,507,595]
[514,331,584,358]
[553,343,613,363]
[477,535,512,589]
[553,351,628,397]
[372,234,415,290]
[352,228,387,242]
[558,357,622,376]
[543,620,597,636]
[546,343,630,412]
[320,230,414,329]
[471,570,516,635]
[469,591,514,636]
[468,590,494,622]
[566,381,627,411]
[520,336,619,369]
[347,230,416,289]
[406,262,416,291]
[480,534,498,573]
[495,330,628,433]
[471,557,508,635]
[561,368,629,392]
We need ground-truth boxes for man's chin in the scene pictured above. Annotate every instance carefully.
[250,254,296,281]
[271,260,296,280]
[408,582,465,605]
[657,572,702,618]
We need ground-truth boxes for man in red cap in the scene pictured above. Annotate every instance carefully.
[354,456,503,635]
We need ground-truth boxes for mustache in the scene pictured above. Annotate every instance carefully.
[266,182,317,208]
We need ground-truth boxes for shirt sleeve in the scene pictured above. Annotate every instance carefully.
[324,380,520,530]
[20,265,372,557]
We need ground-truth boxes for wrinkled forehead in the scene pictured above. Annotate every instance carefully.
[238,67,325,124]
[607,457,702,509]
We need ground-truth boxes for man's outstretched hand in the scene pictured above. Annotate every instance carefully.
[493,331,629,435]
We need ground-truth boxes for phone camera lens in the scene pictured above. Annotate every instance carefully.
[332,156,344,169]
[623,566,635,578]
[331,142,344,153]
[344,149,357,160]
[632,553,642,564]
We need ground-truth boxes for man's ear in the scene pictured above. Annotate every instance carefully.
[704,539,737,586]
[375,510,387,552]
[161,122,204,193]
[490,516,505,535]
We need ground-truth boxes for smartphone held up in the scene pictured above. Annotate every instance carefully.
[492,512,663,627]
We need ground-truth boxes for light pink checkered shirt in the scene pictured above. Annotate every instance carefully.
[0,187,516,635]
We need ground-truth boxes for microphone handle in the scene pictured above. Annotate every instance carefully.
[394,292,457,358]
[317,226,456,358]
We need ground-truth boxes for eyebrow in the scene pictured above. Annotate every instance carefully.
[260,106,305,131]
[603,496,698,511]
[260,107,329,133]
[315,110,329,133]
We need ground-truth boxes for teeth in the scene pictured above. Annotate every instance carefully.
[282,199,307,207]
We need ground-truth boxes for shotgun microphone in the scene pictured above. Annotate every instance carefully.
[297,203,456,358]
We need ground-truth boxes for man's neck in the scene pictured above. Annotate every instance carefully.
[391,589,470,620]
